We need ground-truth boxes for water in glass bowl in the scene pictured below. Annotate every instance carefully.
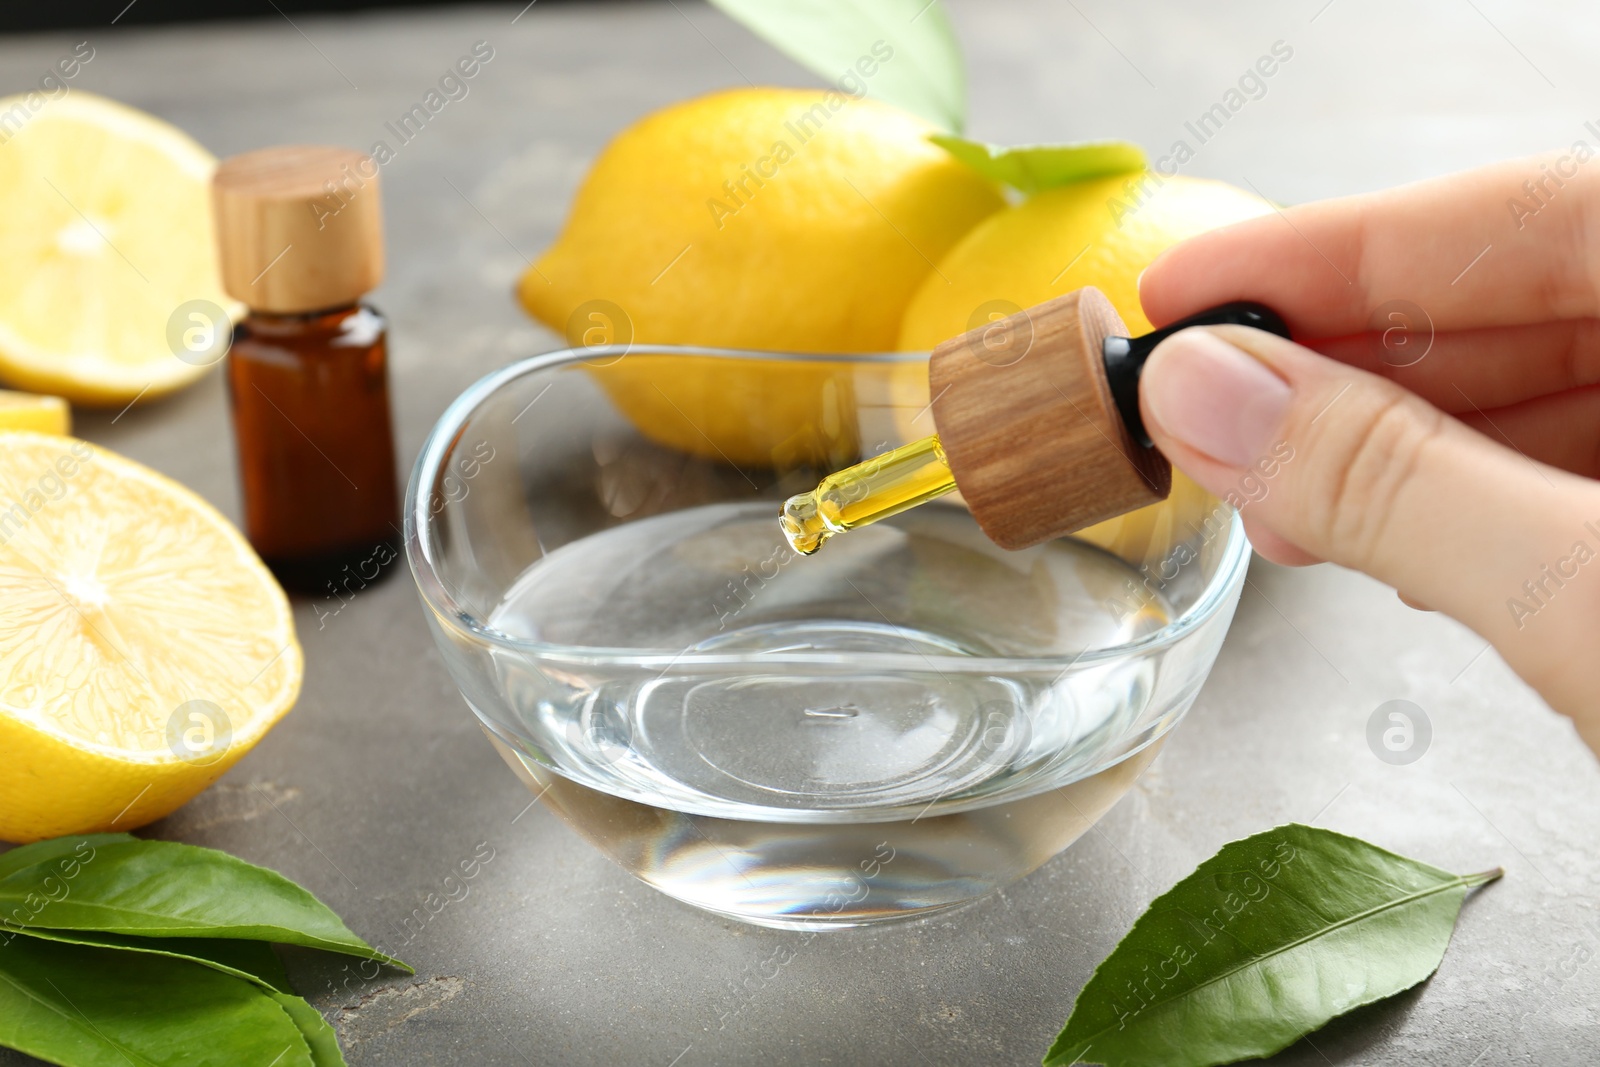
[482,500,1172,927]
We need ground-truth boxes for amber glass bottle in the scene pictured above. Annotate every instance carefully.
[213,146,400,593]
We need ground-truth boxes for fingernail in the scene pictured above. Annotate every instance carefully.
[1142,329,1291,466]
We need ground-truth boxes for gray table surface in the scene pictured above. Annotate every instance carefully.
[3,1,1598,1064]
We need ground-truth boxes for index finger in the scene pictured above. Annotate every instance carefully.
[1139,150,1600,338]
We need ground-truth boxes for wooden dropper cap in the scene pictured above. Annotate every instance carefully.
[929,288,1168,550]
[928,288,1291,550]
[213,145,384,313]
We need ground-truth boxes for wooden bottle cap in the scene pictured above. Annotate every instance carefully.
[929,287,1171,550]
[213,145,384,313]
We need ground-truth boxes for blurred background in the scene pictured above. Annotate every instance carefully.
[2,1,499,32]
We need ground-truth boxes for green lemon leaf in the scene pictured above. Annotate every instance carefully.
[272,993,348,1067]
[0,935,314,1067]
[1044,824,1500,1067]
[930,135,1147,195]
[0,836,409,973]
[2,922,294,993]
[0,834,134,880]
[706,0,965,131]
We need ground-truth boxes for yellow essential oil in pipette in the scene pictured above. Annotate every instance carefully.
[780,434,956,555]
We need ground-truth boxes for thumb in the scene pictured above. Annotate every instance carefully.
[1139,324,1600,736]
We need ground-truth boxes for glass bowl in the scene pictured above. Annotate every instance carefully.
[405,344,1249,929]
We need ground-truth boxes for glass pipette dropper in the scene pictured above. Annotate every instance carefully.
[779,295,1291,557]
[780,435,956,555]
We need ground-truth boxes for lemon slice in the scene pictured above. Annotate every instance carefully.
[0,92,240,406]
[0,391,70,434]
[0,432,301,843]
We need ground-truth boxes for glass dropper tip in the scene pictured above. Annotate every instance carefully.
[779,491,832,555]
[778,434,959,557]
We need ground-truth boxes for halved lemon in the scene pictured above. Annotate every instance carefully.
[0,391,69,435]
[0,92,240,405]
[0,432,302,843]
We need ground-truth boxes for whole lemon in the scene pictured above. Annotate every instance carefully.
[897,172,1272,560]
[898,171,1270,347]
[519,87,1003,468]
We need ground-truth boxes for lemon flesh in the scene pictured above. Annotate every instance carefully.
[520,87,1004,468]
[0,92,239,406]
[0,432,301,842]
[0,391,70,435]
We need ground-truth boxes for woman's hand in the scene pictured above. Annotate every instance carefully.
[1137,150,1600,751]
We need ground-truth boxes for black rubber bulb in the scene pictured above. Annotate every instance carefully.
[1102,302,1291,448]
